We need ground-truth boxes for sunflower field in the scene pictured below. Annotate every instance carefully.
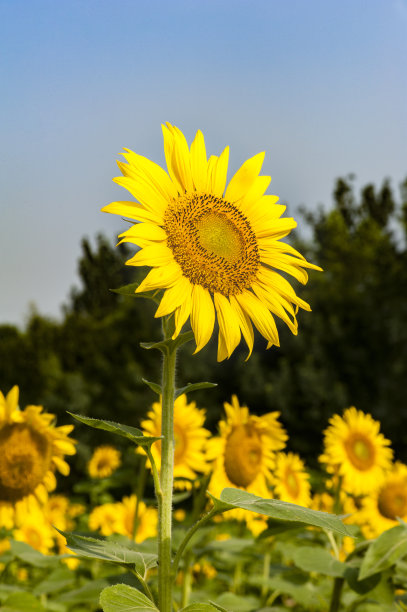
[1,125,407,612]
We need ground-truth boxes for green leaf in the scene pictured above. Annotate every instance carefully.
[111,283,161,303]
[175,381,217,399]
[100,584,158,611]
[58,530,157,572]
[59,579,110,604]
[213,488,351,536]
[142,379,162,395]
[9,541,62,568]
[1,592,45,612]
[32,568,76,595]
[68,413,161,447]
[180,605,220,612]
[293,545,347,577]
[359,524,407,580]
[345,565,381,594]
[212,593,259,612]
[140,331,194,354]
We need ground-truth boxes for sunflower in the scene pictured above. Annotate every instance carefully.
[273,452,311,507]
[359,463,407,538]
[0,386,76,511]
[89,503,120,536]
[89,496,157,543]
[140,393,210,488]
[207,395,287,521]
[102,123,321,360]
[88,445,121,479]
[319,407,393,495]
[13,504,55,555]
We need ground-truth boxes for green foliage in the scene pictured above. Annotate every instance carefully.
[99,584,158,611]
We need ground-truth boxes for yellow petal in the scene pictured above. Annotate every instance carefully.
[122,149,178,200]
[6,385,19,415]
[225,152,265,203]
[229,296,254,359]
[119,223,167,242]
[173,290,193,339]
[162,124,183,193]
[258,267,311,311]
[235,290,279,347]
[53,456,70,476]
[211,146,229,197]
[252,282,298,335]
[239,175,271,212]
[155,277,192,317]
[190,285,215,353]
[190,129,207,191]
[113,175,168,216]
[214,293,241,360]
[126,244,174,267]
[167,123,194,192]
[252,215,296,239]
[102,201,163,225]
[136,263,182,292]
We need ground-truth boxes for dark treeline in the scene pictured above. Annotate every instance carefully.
[1,175,407,469]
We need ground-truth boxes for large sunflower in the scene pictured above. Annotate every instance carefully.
[273,452,311,507]
[319,407,393,495]
[140,393,210,488]
[0,386,76,510]
[102,123,321,360]
[359,463,407,538]
[207,395,287,515]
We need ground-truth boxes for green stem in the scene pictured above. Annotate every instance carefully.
[180,550,193,609]
[158,317,178,612]
[131,568,156,605]
[329,577,344,612]
[261,551,271,600]
[133,455,147,540]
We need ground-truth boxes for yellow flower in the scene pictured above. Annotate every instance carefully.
[88,445,121,479]
[89,496,158,543]
[273,452,311,507]
[13,504,54,555]
[207,395,287,521]
[102,124,321,360]
[359,463,407,538]
[0,386,76,511]
[319,407,393,495]
[141,394,210,488]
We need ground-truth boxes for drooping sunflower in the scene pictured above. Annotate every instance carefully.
[359,462,407,538]
[319,407,393,495]
[207,395,287,519]
[140,393,210,488]
[102,123,321,360]
[88,445,121,479]
[0,386,76,511]
[273,452,311,507]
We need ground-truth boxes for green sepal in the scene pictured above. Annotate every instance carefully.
[57,530,157,573]
[209,488,351,536]
[175,381,217,399]
[140,331,194,354]
[142,378,162,395]
[100,584,158,611]
[358,523,407,580]
[111,283,161,304]
[68,413,161,448]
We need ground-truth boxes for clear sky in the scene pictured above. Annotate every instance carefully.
[1,0,406,326]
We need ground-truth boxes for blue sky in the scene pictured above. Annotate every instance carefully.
[1,0,406,325]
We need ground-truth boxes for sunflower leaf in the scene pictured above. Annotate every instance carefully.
[100,584,158,611]
[142,378,162,395]
[175,381,217,399]
[358,524,407,580]
[179,604,224,612]
[140,331,194,354]
[68,413,161,448]
[57,530,157,573]
[210,489,351,536]
[111,283,161,303]
[10,541,62,568]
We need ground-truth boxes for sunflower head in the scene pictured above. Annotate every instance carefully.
[273,452,311,507]
[88,445,121,479]
[319,406,393,495]
[102,123,321,360]
[0,386,76,507]
[140,393,210,488]
[208,395,287,513]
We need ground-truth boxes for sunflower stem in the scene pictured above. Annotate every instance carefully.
[158,316,178,612]
[329,577,344,612]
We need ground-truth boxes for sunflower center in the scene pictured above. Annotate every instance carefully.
[0,424,52,502]
[224,424,263,488]
[285,469,300,498]
[164,193,260,296]
[344,434,375,471]
[378,483,407,520]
